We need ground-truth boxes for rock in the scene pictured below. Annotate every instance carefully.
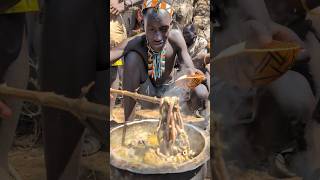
[174,3,194,26]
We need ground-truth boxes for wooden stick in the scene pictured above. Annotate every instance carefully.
[110,88,162,104]
[111,88,164,147]
[121,122,127,146]
[0,84,107,121]
[110,88,163,146]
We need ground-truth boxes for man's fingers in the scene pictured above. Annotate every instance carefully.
[112,7,120,15]
[0,101,12,119]
[272,23,305,48]
[110,7,118,15]
[271,23,310,62]
[296,49,310,63]
[110,7,115,14]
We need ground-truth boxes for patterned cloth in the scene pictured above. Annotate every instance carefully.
[174,3,193,26]
[110,14,127,66]
[142,0,174,17]
[188,36,208,58]
[110,17,127,48]
[1,0,39,14]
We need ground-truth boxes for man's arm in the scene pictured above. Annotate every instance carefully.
[110,34,143,64]
[124,0,143,7]
[170,30,194,69]
[110,0,143,15]
[0,58,13,119]
[238,0,306,49]
[238,0,272,26]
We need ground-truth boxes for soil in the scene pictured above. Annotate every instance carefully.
[9,136,107,180]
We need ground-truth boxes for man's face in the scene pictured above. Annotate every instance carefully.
[183,25,196,47]
[144,8,172,52]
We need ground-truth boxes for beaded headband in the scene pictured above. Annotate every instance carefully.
[142,0,174,17]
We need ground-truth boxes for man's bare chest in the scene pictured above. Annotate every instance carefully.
[136,41,177,68]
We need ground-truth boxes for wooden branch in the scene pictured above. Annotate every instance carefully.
[110,88,162,104]
[0,84,107,121]
[110,88,162,146]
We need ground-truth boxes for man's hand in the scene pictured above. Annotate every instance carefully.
[110,2,125,15]
[186,67,205,77]
[0,101,12,119]
[215,19,309,88]
[192,53,210,69]
[245,20,309,62]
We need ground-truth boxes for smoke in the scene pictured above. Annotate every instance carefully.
[290,121,320,179]
[212,76,259,169]
[289,10,320,179]
[162,69,191,112]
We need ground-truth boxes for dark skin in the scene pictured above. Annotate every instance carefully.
[183,24,197,47]
[182,24,210,70]
[264,0,320,25]
[110,8,208,122]
[110,0,142,16]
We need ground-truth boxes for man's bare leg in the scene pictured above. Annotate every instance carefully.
[41,0,100,178]
[0,30,29,179]
[188,84,209,114]
[252,71,316,177]
[123,51,148,122]
[110,66,120,120]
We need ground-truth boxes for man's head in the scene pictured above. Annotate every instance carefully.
[142,0,174,52]
[265,0,306,24]
[183,24,197,47]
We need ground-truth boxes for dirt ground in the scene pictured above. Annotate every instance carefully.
[9,139,303,180]
[226,165,302,180]
[9,136,107,180]
[9,110,305,180]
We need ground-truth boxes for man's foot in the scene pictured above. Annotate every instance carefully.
[269,146,297,178]
[194,107,208,118]
[194,109,204,118]
[82,135,101,157]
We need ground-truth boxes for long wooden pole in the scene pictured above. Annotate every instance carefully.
[110,88,162,104]
[0,84,107,121]
[110,88,163,146]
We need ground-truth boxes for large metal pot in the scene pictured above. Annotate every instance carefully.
[110,119,210,180]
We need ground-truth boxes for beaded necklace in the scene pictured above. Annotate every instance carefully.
[146,39,167,80]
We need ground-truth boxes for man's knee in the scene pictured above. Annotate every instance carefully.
[283,97,315,121]
[194,84,209,100]
[267,71,316,119]
[124,51,145,86]
[124,51,144,70]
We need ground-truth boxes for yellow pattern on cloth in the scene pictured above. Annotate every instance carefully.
[112,59,124,66]
[1,0,39,14]
[110,18,127,48]
[110,16,127,67]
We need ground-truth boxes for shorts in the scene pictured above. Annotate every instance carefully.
[137,77,190,109]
